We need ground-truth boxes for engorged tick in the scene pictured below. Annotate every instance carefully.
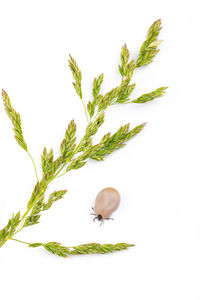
[91,187,120,225]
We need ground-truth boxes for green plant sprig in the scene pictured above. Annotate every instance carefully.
[10,238,134,257]
[0,19,167,257]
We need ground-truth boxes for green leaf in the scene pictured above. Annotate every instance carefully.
[66,158,87,171]
[87,101,94,118]
[24,196,43,227]
[68,54,82,99]
[24,190,67,227]
[0,212,20,246]
[32,196,44,215]
[89,123,146,161]
[29,242,134,257]
[93,73,104,98]
[23,214,41,227]
[41,148,54,175]
[136,19,162,67]
[27,181,44,209]
[53,156,63,173]
[60,119,76,162]
[42,242,71,257]
[76,112,105,153]
[2,90,28,152]
[132,87,168,103]
[119,44,130,77]
[119,44,135,79]
[115,79,136,104]
[98,87,119,111]
[42,190,67,211]
[86,112,105,136]
[88,73,104,118]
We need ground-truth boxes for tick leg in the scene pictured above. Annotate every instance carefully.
[99,219,104,227]
[93,217,97,222]
[104,217,114,221]
[90,213,96,216]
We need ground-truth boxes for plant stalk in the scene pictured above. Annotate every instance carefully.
[27,151,39,182]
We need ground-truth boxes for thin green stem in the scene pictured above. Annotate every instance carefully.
[80,98,89,124]
[10,237,30,245]
[27,152,39,182]
[54,170,69,179]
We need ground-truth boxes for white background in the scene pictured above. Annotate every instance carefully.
[0,0,199,299]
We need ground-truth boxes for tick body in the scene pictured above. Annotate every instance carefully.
[92,187,120,224]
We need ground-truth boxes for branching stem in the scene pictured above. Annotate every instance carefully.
[80,98,89,124]
[27,151,39,182]
[0,20,165,257]
[10,237,30,245]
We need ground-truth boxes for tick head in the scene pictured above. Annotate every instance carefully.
[97,214,103,221]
